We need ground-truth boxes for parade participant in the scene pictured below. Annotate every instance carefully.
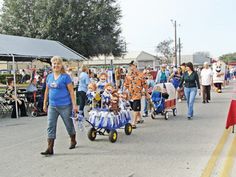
[97,72,108,92]
[115,67,121,89]
[143,73,155,117]
[200,62,213,103]
[119,91,130,110]
[178,62,201,119]
[101,83,113,109]
[168,67,183,102]
[110,89,120,114]
[77,65,90,115]
[86,82,101,109]
[124,61,148,129]
[41,56,78,156]
[155,64,170,83]
[180,63,187,73]
[4,78,28,118]
[212,59,225,93]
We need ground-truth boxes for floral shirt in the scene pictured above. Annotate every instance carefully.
[124,71,147,100]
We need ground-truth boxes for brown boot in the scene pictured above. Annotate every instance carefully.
[69,134,77,149]
[41,139,54,155]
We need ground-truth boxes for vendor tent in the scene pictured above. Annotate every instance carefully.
[0,33,87,118]
[0,34,87,61]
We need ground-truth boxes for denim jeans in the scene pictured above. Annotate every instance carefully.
[143,98,148,115]
[78,91,87,115]
[184,87,197,117]
[47,104,75,139]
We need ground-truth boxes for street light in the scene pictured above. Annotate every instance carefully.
[171,19,180,66]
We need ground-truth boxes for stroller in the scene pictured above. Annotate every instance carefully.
[151,83,177,120]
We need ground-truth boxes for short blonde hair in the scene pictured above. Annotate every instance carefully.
[50,56,66,73]
[81,65,88,72]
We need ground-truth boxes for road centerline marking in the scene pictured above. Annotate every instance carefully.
[200,128,231,177]
[219,133,236,177]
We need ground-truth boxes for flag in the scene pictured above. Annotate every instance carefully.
[226,100,236,129]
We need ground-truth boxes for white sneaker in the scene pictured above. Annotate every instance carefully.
[178,99,182,102]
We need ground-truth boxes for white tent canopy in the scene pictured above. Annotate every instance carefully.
[0,34,87,61]
[0,34,87,118]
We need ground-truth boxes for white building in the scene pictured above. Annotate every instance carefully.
[84,51,160,70]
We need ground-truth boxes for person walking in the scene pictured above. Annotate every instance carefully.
[178,62,201,119]
[77,65,90,116]
[143,73,155,117]
[124,61,149,129]
[168,67,183,102]
[155,64,169,84]
[200,62,213,103]
[41,56,78,156]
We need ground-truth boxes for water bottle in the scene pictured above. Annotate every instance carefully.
[77,111,85,132]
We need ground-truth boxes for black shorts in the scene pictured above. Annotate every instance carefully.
[130,100,141,112]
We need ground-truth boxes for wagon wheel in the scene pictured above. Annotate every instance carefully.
[173,108,177,116]
[109,130,118,143]
[124,123,132,135]
[88,128,97,141]
[31,111,38,117]
[164,112,169,120]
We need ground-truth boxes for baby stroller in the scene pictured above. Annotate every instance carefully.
[151,83,177,120]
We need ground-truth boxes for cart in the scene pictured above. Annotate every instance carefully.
[86,108,132,143]
[151,83,177,120]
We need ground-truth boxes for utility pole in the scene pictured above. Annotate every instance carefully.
[174,20,177,67]
[171,20,178,67]
[179,37,181,65]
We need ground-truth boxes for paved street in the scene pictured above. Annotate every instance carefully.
[0,82,236,177]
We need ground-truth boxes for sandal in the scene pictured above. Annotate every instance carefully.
[137,119,144,124]
[132,124,137,129]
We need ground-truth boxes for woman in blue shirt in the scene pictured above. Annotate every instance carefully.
[41,56,78,156]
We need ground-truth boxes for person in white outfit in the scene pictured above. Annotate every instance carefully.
[200,62,213,103]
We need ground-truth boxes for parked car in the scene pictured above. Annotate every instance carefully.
[0,69,12,74]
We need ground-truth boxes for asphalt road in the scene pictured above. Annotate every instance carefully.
[0,82,236,177]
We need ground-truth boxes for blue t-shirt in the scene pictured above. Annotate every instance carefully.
[46,73,72,106]
[78,72,90,92]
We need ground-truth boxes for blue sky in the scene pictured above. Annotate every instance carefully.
[0,0,235,57]
[119,0,236,57]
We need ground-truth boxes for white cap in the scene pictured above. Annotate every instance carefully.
[203,62,208,65]
[161,63,167,67]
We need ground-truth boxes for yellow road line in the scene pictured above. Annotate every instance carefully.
[201,128,231,177]
[219,133,236,177]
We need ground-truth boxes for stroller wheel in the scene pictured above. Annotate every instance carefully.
[173,108,177,116]
[88,128,97,141]
[164,112,169,120]
[124,123,132,135]
[31,111,38,117]
[109,130,118,143]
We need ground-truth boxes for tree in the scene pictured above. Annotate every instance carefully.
[155,39,175,64]
[219,52,236,64]
[0,0,125,58]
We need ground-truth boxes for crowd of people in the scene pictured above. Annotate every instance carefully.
[3,55,235,155]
